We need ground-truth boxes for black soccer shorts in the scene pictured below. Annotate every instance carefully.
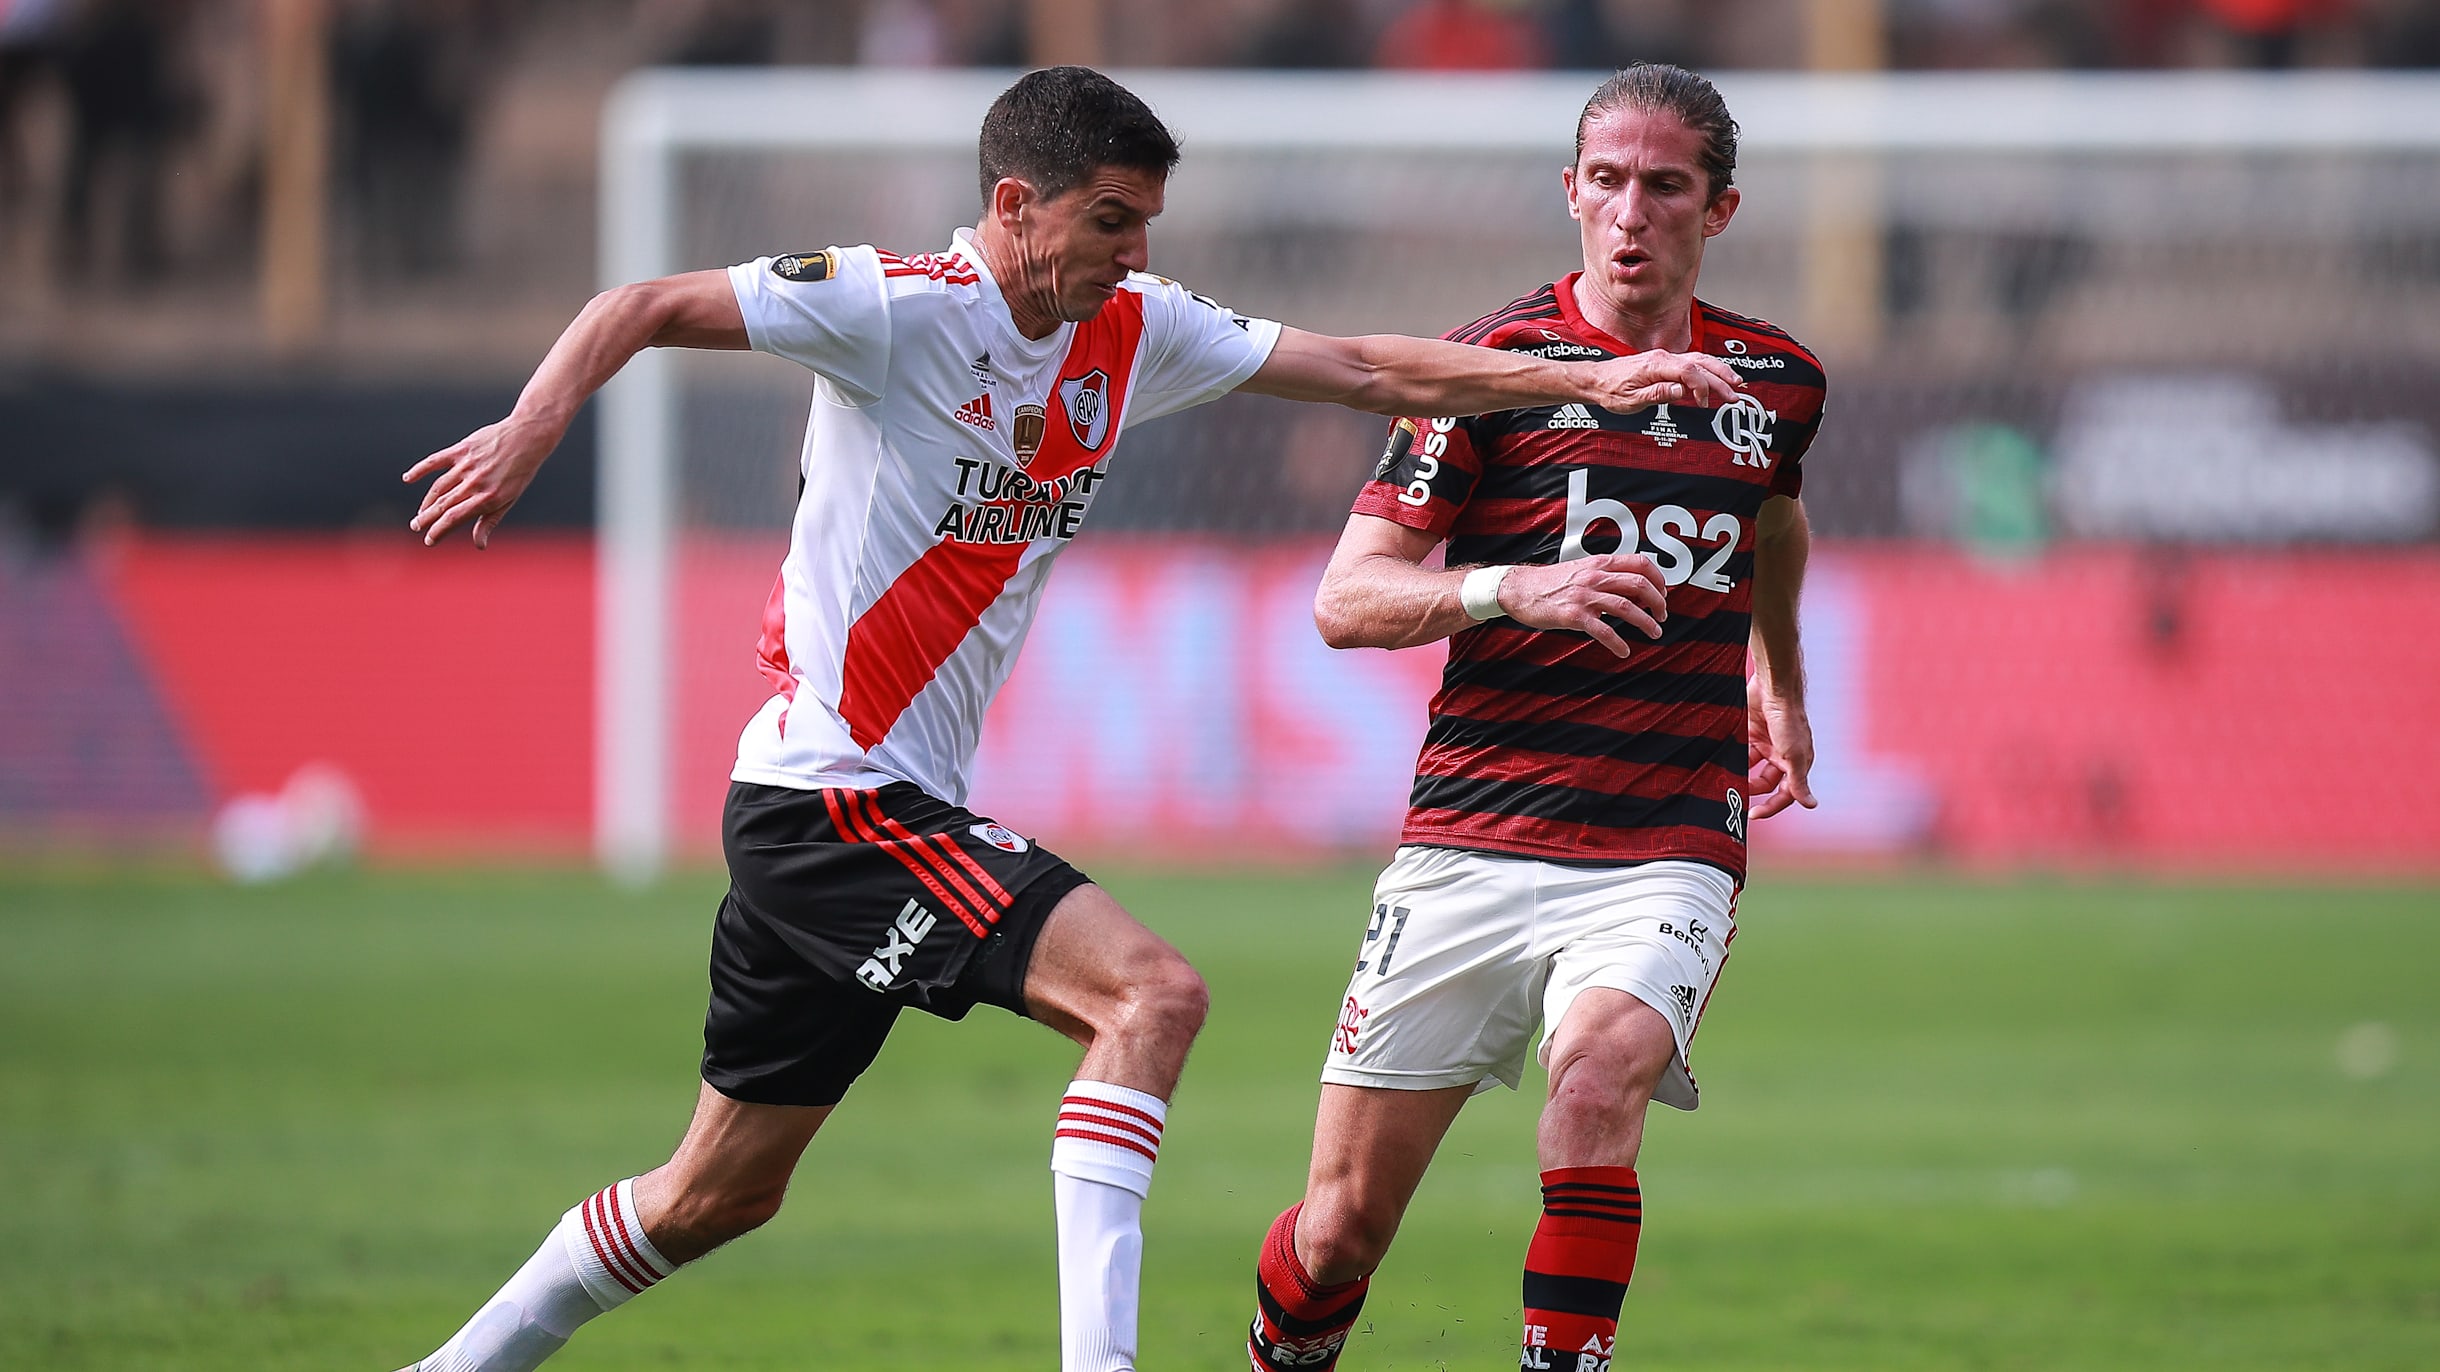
[701,780,1091,1107]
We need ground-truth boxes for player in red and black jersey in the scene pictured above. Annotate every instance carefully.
[1247,65,1822,1372]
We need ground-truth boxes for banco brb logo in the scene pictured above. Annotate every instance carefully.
[1711,394,1776,469]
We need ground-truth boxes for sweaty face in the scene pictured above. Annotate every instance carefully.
[1000,165,1165,331]
[1564,108,1738,322]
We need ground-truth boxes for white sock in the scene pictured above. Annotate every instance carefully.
[413,1178,676,1372]
[1050,1080,1169,1372]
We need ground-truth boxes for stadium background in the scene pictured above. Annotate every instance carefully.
[3,2,2435,1369]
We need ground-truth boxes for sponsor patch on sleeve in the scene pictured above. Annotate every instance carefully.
[1373,418,1419,480]
[771,250,834,283]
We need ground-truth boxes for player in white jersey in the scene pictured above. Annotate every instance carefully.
[391,67,1742,1372]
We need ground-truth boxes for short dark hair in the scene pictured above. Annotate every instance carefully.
[1576,63,1739,198]
[977,66,1182,207]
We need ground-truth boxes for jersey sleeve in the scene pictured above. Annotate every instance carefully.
[726,246,892,406]
[1349,413,1486,540]
[1119,276,1282,426]
[1767,369,1828,500]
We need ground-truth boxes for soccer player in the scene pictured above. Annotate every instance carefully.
[1244,65,1823,1372]
[392,67,1740,1372]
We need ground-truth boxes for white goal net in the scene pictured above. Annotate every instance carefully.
[597,69,2440,880]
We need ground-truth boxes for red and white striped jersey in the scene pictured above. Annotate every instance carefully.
[725,229,1281,802]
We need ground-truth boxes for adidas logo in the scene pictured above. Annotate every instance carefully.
[953,394,995,431]
[1546,403,1600,430]
[1670,985,1698,1017]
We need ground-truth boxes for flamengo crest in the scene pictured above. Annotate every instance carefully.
[1713,394,1777,468]
[1060,369,1111,451]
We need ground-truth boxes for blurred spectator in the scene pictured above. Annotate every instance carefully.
[332,0,494,280]
[662,0,780,65]
[1375,0,1547,71]
[2194,0,2352,67]
[1241,0,1367,68]
[2364,0,2440,65]
[56,0,194,282]
[1542,0,1705,71]
[0,0,66,252]
[861,0,946,66]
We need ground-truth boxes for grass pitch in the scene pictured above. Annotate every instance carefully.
[3,865,2435,1370]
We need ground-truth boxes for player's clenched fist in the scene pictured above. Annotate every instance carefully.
[1492,552,1669,659]
[1583,350,1742,413]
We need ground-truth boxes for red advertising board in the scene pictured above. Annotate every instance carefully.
[64,533,2440,872]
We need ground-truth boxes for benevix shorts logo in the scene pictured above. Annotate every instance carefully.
[969,821,1029,854]
[770,250,833,283]
[855,899,939,993]
[1712,394,1777,468]
[1059,368,1111,451]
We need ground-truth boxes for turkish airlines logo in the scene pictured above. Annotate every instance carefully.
[1060,369,1110,451]
[1712,393,1777,468]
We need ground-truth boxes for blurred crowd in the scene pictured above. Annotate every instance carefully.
[1,0,2433,299]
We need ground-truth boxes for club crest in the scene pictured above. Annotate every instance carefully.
[1059,369,1110,452]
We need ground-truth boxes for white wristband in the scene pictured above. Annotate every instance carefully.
[1459,565,1512,621]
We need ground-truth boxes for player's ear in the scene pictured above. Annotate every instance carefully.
[1562,163,1582,221]
[988,176,1034,232]
[1703,184,1741,237]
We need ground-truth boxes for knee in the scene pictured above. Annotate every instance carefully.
[1107,955,1208,1048]
[1544,1031,1671,1123]
[1297,1193,1398,1285]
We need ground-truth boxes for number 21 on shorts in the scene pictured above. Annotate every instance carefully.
[1355,903,1411,976]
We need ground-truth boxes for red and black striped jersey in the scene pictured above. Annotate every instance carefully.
[1351,274,1828,878]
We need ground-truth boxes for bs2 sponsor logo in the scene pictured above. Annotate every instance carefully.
[1561,470,1743,591]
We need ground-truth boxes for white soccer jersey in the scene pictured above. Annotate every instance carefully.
[725,229,1281,801]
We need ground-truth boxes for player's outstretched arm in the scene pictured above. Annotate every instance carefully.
[405,270,748,548]
[1242,327,1742,419]
[1314,513,1669,659]
[1746,494,1816,819]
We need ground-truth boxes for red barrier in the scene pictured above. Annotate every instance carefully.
[94,533,595,854]
[79,533,2440,871]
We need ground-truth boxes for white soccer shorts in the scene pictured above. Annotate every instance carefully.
[1319,846,1738,1111]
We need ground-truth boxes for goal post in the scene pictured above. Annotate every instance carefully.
[595,68,2440,880]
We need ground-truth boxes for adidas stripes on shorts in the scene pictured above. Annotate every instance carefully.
[1320,846,1737,1111]
[702,780,1090,1108]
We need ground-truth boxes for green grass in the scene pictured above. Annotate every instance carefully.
[3,865,2435,1370]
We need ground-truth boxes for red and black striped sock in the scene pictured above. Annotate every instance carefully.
[1519,1167,1640,1372]
[1248,1204,1369,1372]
